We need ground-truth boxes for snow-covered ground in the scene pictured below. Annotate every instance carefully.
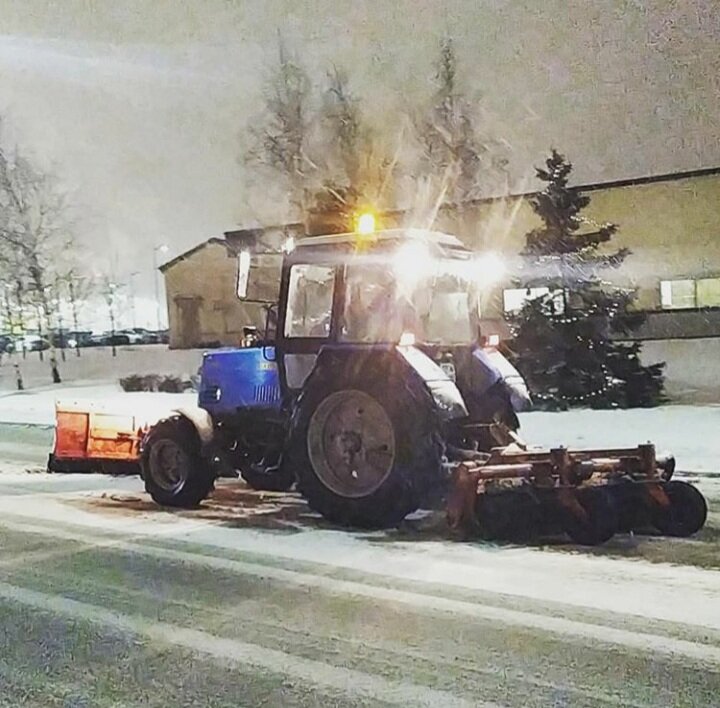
[0,345,203,393]
[0,471,717,706]
[0,392,717,705]
[0,381,716,474]
[0,384,196,427]
[519,406,720,473]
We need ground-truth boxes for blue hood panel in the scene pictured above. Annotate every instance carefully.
[199,347,281,415]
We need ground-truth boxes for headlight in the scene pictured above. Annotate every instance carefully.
[392,241,434,283]
[475,252,505,285]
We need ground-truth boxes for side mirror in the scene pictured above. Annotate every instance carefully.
[236,250,251,299]
[241,326,259,348]
[264,303,278,343]
[262,305,278,362]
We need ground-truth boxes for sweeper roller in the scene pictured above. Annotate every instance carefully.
[446,440,707,545]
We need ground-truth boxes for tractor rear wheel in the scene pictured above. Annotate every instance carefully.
[562,487,618,546]
[652,481,707,537]
[288,377,443,528]
[141,417,215,508]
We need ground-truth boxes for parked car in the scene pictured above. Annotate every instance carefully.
[85,332,120,347]
[118,329,144,345]
[6,334,51,353]
[50,330,93,349]
[67,331,94,348]
[84,332,104,347]
[92,331,133,346]
[128,328,161,344]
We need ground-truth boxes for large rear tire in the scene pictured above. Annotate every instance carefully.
[652,481,707,537]
[287,375,443,528]
[141,417,215,508]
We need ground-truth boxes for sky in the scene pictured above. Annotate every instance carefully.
[0,0,717,299]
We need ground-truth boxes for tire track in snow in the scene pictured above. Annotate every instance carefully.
[3,517,720,667]
[19,558,652,708]
[0,580,486,708]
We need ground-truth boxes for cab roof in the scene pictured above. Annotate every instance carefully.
[295,228,468,251]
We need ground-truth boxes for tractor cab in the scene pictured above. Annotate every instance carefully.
[230,226,525,409]
[272,228,480,391]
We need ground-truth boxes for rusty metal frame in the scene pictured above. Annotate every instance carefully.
[446,441,674,535]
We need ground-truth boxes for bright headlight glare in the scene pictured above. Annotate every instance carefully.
[392,241,434,281]
[398,331,416,346]
[475,252,505,284]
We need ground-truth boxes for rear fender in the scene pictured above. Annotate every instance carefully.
[173,406,214,445]
[301,344,467,423]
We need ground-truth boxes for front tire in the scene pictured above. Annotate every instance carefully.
[141,417,214,507]
[287,375,443,529]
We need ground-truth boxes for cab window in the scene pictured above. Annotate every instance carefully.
[284,264,335,337]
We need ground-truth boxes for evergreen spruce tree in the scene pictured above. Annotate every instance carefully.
[511,150,665,409]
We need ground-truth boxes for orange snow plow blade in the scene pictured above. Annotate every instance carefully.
[50,401,150,474]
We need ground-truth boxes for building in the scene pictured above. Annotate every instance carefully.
[456,166,720,340]
[161,166,720,348]
[159,225,301,349]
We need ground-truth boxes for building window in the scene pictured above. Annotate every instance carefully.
[502,287,568,314]
[696,278,720,308]
[660,280,695,309]
[660,278,720,309]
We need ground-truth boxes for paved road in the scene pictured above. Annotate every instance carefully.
[0,460,718,708]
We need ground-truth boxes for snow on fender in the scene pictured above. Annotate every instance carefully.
[172,405,214,445]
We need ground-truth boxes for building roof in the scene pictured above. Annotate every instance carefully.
[372,165,720,221]
[578,164,720,193]
[160,165,720,271]
[158,237,227,273]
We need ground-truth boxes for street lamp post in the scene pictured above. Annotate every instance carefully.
[106,280,118,358]
[152,245,169,332]
[128,271,140,329]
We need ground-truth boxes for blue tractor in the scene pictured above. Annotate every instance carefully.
[140,227,707,542]
[141,228,532,528]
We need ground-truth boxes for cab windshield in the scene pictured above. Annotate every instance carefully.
[341,254,475,345]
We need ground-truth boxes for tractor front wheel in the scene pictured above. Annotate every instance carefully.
[141,417,215,508]
[652,481,707,537]
[288,378,442,529]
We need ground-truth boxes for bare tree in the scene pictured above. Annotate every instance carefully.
[322,67,366,188]
[246,37,314,221]
[53,269,94,356]
[418,38,508,209]
[246,37,508,236]
[0,133,75,374]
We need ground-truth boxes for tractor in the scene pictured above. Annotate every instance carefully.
[140,226,707,543]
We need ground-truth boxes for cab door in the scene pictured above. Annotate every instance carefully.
[276,260,339,392]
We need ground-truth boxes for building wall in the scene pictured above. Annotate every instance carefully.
[163,170,720,348]
[163,242,278,349]
[431,171,720,326]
